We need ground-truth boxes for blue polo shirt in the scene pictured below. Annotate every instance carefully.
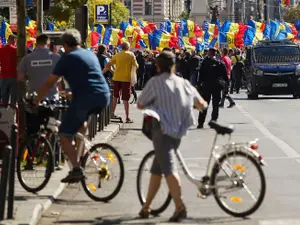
[53,48,110,103]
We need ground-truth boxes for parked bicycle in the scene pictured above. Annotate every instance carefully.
[137,114,266,217]
[17,95,124,202]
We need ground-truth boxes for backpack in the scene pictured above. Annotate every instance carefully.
[233,56,244,72]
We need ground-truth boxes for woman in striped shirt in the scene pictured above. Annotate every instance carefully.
[137,51,207,222]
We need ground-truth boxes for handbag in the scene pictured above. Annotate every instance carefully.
[131,66,137,86]
[142,110,161,140]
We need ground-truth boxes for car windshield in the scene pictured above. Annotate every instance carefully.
[254,46,300,63]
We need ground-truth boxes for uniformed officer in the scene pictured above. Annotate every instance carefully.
[197,48,228,128]
[17,33,61,134]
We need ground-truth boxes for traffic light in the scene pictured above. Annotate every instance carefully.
[43,0,50,11]
[75,5,88,45]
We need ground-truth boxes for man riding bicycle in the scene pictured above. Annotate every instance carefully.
[35,29,110,183]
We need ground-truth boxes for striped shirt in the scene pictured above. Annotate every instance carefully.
[137,73,202,139]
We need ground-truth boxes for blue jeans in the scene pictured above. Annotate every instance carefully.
[190,71,198,86]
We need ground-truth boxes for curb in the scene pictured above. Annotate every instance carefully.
[29,123,123,225]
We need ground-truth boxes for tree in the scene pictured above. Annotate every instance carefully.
[179,11,190,20]
[16,0,27,146]
[87,0,129,27]
[283,6,300,23]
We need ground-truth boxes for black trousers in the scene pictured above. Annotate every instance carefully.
[198,87,221,126]
[230,71,242,93]
[220,88,235,106]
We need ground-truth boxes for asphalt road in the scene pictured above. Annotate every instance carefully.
[39,92,300,225]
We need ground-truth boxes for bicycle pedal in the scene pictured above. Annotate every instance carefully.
[197,191,207,199]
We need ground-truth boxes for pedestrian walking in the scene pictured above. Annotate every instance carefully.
[102,42,138,123]
[219,48,236,108]
[97,44,113,84]
[230,49,244,94]
[197,48,228,128]
[0,34,17,105]
[137,51,207,222]
[189,50,202,86]
[136,50,145,90]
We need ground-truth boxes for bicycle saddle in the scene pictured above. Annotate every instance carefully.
[208,121,234,135]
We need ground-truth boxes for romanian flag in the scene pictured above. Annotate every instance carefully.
[235,22,247,48]
[244,27,263,46]
[280,0,290,6]
[26,17,37,36]
[120,21,135,38]
[151,29,178,50]
[165,20,182,36]
[102,28,123,46]
[48,22,59,31]
[96,24,105,43]
[220,20,240,34]
[270,20,280,40]
[182,20,203,38]
[182,37,195,50]
[0,20,13,44]
[248,19,266,32]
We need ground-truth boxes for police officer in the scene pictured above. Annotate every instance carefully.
[197,48,228,128]
[17,34,61,164]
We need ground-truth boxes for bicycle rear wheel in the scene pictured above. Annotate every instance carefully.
[211,151,266,217]
[17,135,53,193]
[137,150,172,215]
[81,143,124,202]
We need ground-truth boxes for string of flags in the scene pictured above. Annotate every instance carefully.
[1,17,300,51]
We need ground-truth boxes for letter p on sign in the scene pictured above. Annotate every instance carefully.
[97,6,106,15]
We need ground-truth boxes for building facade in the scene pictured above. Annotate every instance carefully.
[121,0,185,23]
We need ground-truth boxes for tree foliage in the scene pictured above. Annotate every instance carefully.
[283,6,300,23]
[87,0,129,27]
[179,11,190,20]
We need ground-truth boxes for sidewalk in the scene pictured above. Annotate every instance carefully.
[0,120,122,225]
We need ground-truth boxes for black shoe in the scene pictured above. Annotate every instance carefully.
[197,124,204,129]
[61,167,85,183]
[227,103,236,108]
[218,104,224,108]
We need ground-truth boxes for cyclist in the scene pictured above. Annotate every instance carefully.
[137,51,207,222]
[17,34,61,136]
[34,29,110,183]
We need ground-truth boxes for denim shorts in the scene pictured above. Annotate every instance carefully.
[59,93,110,137]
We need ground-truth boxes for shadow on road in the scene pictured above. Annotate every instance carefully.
[54,214,247,225]
[14,195,51,201]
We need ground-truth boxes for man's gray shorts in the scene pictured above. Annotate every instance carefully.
[150,128,181,176]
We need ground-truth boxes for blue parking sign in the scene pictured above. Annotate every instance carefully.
[95,4,109,24]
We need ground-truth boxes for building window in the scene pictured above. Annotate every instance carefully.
[145,0,152,15]
[124,0,132,14]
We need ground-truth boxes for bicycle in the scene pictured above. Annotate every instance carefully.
[137,119,266,218]
[17,97,125,202]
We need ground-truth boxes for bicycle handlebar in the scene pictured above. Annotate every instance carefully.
[24,93,70,113]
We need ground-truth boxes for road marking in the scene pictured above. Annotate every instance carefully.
[259,219,300,225]
[235,104,300,159]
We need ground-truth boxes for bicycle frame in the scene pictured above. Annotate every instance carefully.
[174,133,222,190]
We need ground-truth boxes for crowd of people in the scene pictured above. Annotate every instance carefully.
[0,28,250,222]
[93,44,246,128]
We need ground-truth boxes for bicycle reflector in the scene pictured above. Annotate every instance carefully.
[250,143,259,150]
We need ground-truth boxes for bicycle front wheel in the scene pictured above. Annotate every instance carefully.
[137,151,172,215]
[17,135,53,193]
[81,143,124,202]
[211,151,266,217]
